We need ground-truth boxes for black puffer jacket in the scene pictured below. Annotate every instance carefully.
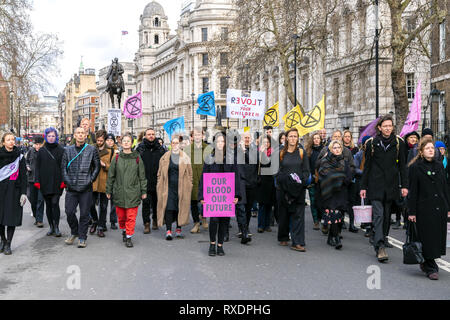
[136,139,166,192]
[61,144,100,193]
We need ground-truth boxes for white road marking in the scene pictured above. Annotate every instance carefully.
[344,218,450,273]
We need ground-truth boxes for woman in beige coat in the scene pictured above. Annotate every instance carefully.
[157,136,193,240]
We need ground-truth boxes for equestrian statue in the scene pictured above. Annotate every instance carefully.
[105,58,125,108]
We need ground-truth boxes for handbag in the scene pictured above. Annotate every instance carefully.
[403,222,425,265]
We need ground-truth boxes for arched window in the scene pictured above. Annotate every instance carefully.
[154,18,160,27]
[155,34,159,45]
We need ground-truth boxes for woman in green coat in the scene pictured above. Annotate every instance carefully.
[106,133,147,248]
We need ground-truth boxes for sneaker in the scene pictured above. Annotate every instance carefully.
[175,228,183,238]
[65,235,77,245]
[78,240,87,248]
[236,232,242,238]
[290,245,306,252]
[377,248,389,262]
[248,231,253,237]
[166,231,173,241]
[428,272,439,280]
[217,245,225,256]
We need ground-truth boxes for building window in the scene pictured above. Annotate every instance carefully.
[128,74,133,81]
[221,27,229,41]
[333,78,339,111]
[202,53,209,67]
[345,19,352,53]
[128,89,133,96]
[155,34,159,45]
[345,74,352,108]
[359,70,367,110]
[220,77,229,95]
[201,28,208,42]
[154,17,160,27]
[302,75,309,107]
[202,77,209,93]
[440,21,446,62]
[406,73,415,101]
[220,53,228,66]
[333,28,340,57]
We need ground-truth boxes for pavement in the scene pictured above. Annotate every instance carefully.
[0,195,449,300]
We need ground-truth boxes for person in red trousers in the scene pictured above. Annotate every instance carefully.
[106,133,147,248]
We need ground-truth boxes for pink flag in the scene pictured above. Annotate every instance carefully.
[400,81,422,137]
[123,92,143,119]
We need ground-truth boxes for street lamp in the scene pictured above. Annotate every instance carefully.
[152,105,155,128]
[374,0,380,119]
[292,34,300,109]
[9,91,14,133]
[191,92,196,131]
[424,87,441,131]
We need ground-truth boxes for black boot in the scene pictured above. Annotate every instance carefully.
[327,232,336,247]
[240,225,251,245]
[3,241,12,255]
[54,222,61,238]
[47,223,55,236]
[125,238,133,248]
[209,244,216,256]
[349,224,359,233]
[335,236,342,250]
[217,245,225,256]
[122,231,127,243]
[0,240,5,253]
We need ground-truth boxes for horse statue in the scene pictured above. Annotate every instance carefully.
[105,58,125,109]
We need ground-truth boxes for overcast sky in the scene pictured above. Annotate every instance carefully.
[30,0,186,96]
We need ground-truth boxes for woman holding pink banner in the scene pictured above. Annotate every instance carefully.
[198,132,241,257]
[156,136,193,240]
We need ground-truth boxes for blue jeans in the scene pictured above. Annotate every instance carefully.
[258,204,272,230]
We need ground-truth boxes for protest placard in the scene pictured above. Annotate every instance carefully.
[202,173,235,218]
[226,89,266,120]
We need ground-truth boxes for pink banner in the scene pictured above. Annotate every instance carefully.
[400,81,422,137]
[123,92,143,119]
[203,173,235,218]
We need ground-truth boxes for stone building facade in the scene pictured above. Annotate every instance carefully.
[63,65,97,136]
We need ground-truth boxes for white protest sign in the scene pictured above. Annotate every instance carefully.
[226,89,266,120]
[108,109,122,137]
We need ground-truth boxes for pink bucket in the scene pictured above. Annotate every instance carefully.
[353,198,372,224]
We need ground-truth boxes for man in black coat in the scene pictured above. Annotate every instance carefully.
[62,127,100,248]
[241,132,259,236]
[361,114,408,262]
[136,128,166,233]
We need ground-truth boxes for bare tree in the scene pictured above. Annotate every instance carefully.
[0,0,62,133]
[386,0,446,127]
[215,0,338,116]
